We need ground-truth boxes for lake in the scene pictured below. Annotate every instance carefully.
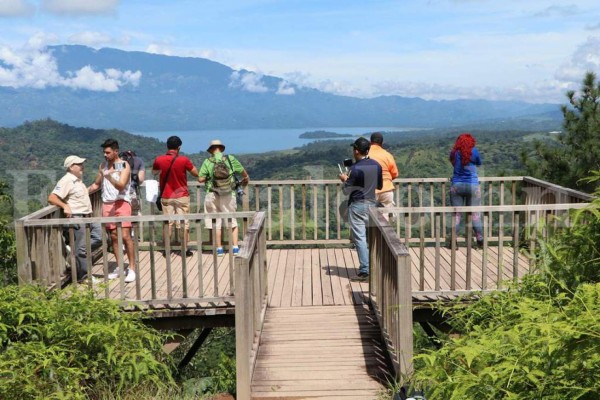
[133,126,417,155]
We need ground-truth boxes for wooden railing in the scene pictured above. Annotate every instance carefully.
[179,177,544,245]
[235,212,268,400]
[522,176,593,204]
[15,207,256,307]
[384,202,591,292]
[17,176,591,292]
[368,208,413,382]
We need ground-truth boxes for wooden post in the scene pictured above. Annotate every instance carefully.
[235,256,251,400]
[15,220,31,284]
[396,249,414,380]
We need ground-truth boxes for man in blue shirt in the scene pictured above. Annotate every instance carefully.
[339,137,383,281]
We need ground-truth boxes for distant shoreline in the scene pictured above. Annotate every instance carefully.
[299,130,353,139]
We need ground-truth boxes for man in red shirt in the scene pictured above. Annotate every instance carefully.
[152,136,199,257]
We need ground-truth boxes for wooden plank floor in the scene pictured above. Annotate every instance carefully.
[90,245,530,306]
[252,305,391,400]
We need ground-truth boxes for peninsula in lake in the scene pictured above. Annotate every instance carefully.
[299,130,354,139]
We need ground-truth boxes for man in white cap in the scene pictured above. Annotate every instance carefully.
[48,155,102,282]
[198,139,249,256]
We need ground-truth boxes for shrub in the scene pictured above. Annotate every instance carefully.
[0,285,175,399]
[412,280,600,399]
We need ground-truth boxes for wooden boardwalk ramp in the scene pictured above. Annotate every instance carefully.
[252,305,391,399]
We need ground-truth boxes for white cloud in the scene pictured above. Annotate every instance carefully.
[0,0,34,16]
[229,71,268,93]
[64,65,140,91]
[68,31,112,47]
[0,38,141,92]
[371,80,576,103]
[146,43,172,56]
[41,0,119,16]
[276,80,295,95]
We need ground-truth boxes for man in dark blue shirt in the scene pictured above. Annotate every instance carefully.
[339,137,383,281]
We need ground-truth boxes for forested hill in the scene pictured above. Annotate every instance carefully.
[234,128,556,181]
[0,119,166,183]
[0,119,557,216]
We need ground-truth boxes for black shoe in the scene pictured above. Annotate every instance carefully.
[476,239,484,248]
[159,250,166,257]
[184,249,194,257]
[350,272,369,282]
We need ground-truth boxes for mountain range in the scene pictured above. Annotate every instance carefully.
[0,45,562,131]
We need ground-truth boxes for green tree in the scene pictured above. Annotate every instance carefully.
[0,181,16,286]
[524,72,600,192]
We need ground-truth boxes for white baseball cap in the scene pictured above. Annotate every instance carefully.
[63,155,86,169]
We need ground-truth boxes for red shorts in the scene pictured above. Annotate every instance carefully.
[102,200,132,230]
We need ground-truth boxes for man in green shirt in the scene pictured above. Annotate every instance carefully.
[198,140,249,256]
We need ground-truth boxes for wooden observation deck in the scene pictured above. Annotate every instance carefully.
[15,177,592,399]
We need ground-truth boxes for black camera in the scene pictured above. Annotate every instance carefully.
[233,175,245,204]
[338,158,354,175]
[236,185,244,198]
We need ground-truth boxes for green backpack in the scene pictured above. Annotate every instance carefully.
[210,156,235,195]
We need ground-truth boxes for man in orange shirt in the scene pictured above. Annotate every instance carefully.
[369,132,399,209]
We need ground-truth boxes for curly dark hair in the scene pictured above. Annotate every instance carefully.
[450,133,476,167]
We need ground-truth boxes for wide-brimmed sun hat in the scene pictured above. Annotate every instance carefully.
[207,139,225,153]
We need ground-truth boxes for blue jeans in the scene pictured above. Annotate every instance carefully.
[348,200,373,275]
[450,183,483,241]
[66,222,102,280]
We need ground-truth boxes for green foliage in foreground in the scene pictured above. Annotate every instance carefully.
[0,181,16,286]
[0,285,175,399]
[410,180,600,399]
[412,279,599,399]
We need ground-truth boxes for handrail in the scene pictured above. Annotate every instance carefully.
[15,211,255,306]
[522,176,593,203]
[368,207,413,381]
[235,212,268,400]
[384,202,590,291]
[368,199,591,381]
[20,176,588,246]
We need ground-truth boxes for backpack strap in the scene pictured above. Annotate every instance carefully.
[224,155,242,186]
[159,155,178,196]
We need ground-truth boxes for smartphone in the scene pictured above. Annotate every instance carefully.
[115,162,125,171]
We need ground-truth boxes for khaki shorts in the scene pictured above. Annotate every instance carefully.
[376,190,395,207]
[204,192,238,229]
[161,196,190,229]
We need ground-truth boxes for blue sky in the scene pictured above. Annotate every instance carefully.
[2,0,600,103]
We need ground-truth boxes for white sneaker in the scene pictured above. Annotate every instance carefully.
[124,269,136,283]
[108,267,122,280]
